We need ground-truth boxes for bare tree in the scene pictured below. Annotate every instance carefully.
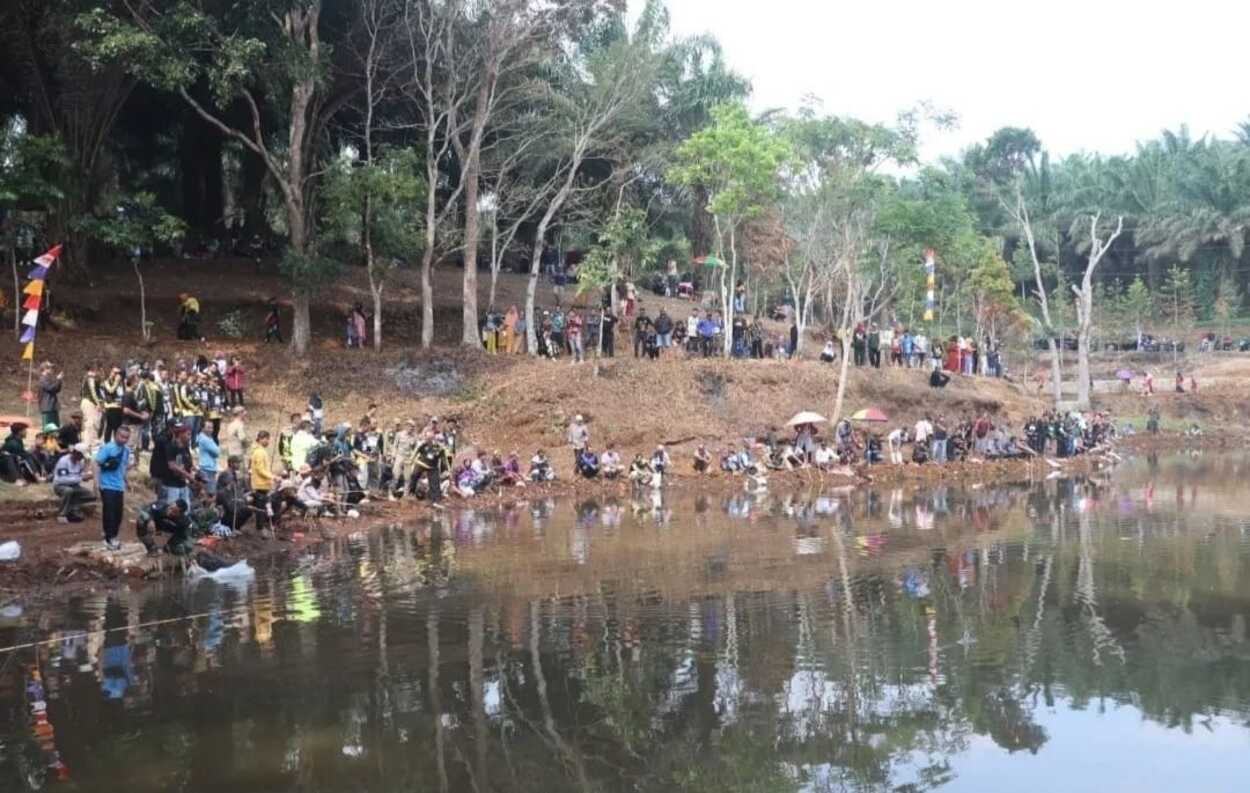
[355,0,404,349]
[402,0,473,349]
[522,40,654,354]
[1007,185,1064,407]
[1072,212,1123,407]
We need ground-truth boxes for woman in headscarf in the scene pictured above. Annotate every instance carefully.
[502,305,519,354]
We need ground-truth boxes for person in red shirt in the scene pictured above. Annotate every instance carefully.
[225,357,246,407]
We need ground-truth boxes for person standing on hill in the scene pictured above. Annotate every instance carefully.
[264,298,283,343]
[38,362,63,429]
[177,293,202,341]
[223,407,249,461]
[567,415,589,470]
[225,357,246,406]
[94,425,131,551]
[80,365,104,446]
[100,366,125,444]
[250,431,276,536]
[600,310,618,358]
[567,309,585,364]
[633,309,652,358]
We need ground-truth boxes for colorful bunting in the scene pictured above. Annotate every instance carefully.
[17,244,61,365]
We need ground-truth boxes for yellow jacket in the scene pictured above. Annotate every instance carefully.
[249,445,274,491]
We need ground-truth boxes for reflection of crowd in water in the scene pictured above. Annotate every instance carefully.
[6,463,1245,791]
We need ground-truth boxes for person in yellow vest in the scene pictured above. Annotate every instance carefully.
[100,365,125,444]
[177,293,202,340]
[79,365,104,448]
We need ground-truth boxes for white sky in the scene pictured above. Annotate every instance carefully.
[647,0,1247,162]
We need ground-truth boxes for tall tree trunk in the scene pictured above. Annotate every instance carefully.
[133,258,149,342]
[287,203,312,355]
[488,213,499,310]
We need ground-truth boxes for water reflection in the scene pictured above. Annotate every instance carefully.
[2,454,1250,791]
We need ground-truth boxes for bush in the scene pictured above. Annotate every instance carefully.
[217,310,250,339]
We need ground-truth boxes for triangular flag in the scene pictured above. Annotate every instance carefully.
[21,309,39,327]
[27,266,48,281]
[33,245,62,268]
[22,294,41,311]
[19,326,35,344]
[23,280,43,296]
[21,343,33,361]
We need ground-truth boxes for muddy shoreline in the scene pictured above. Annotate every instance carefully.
[0,431,1229,597]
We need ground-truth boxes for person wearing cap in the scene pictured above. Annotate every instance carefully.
[94,425,132,550]
[1,422,40,485]
[32,423,62,476]
[567,415,589,470]
[57,412,83,450]
[52,444,96,523]
[37,362,64,430]
[388,420,419,499]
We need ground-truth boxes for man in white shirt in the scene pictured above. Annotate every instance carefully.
[913,417,933,461]
[887,428,906,465]
[52,443,96,523]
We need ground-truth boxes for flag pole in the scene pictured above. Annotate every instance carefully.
[24,356,34,419]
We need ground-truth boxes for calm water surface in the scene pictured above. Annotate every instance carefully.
[2,453,1250,792]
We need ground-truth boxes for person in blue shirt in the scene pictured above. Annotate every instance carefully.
[196,428,220,497]
[94,425,132,551]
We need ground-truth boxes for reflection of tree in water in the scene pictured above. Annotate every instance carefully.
[8,462,1250,792]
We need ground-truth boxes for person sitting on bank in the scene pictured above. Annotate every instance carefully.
[1,422,41,486]
[692,444,712,474]
[529,449,556,482]
[52,443,96,523]
[576,446,601,479]
[820,341,837,363]
[929,368,951,389]
[600,444,623,479]
[628,454,651,485]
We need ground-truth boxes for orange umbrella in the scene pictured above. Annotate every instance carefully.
[850,407,889,423]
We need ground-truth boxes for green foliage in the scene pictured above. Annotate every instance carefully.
[1212,272,1242,333]
[1159,264,1197,330]
[669,104,790,233]
[320,146,425,263]
[577,207,665,293]
[75,192,186,254]
[280,248,341,297]
[216,309,250,339]
[0,123,69,213]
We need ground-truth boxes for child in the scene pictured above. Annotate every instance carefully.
[264,298,283,343]
[529,449,555,482]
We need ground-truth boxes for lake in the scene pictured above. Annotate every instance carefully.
[2,451,1249,792]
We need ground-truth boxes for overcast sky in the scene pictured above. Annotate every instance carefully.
[646,0,1247,162]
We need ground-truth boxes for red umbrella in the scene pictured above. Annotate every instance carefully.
[850,407,889,423]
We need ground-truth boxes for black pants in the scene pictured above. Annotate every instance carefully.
[869,349,881,368]
[265,325,283,343]
[634,334,645,357]
[103,407,123,443]
[228,389,245,406]
[603,332,614,357]
[427,465,441,503]
[701,337,715,357]
[211,418,221,442]
[252,490,271,530]
[101,490,125,541]
[853,347,865,366]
